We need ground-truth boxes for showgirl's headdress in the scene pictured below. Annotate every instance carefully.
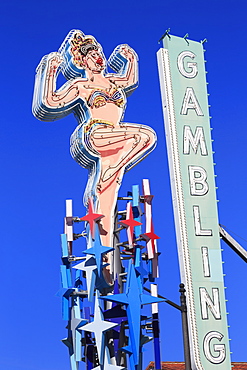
[58,30,102,79]
[70,32,99,67]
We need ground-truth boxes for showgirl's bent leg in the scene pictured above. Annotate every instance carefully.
[90,123,156,258]
[91,124,156,182]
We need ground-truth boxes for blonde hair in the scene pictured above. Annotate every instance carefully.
[70,32,98,68]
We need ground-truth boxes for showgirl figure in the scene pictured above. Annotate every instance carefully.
[33,30,157,281]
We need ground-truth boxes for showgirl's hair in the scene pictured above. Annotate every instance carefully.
[58,29,102,79]
[70,32,99,67]
[58,29,136,97]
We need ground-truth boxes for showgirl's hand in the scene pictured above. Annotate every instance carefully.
[119,45,135,61]
[48,52,64,68]
[46,52,64,78]
[37,52,64,73]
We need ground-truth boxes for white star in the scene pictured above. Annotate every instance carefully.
[82,291,118,365]
[93,347,124,370]
[70,296,87,361]
[73,255,97,301]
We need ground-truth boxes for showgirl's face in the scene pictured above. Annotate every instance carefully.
[84,49,105,72]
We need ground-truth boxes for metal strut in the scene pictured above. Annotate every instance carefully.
[219,224,247,263]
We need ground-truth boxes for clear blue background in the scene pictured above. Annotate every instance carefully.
[1,0,247,369]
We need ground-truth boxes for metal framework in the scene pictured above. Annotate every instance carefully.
[219,225,247,263]
[59,180,163,369]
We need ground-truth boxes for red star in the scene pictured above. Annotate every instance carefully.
[141,221,160,258]
[80,198,104,238]
[141,231,160,242]
[119,202,142,246]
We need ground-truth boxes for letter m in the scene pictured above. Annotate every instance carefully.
[183,125,208,155]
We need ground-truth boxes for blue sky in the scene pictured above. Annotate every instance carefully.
[1,0,247,369]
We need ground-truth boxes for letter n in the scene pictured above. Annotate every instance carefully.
[200,287,221,320]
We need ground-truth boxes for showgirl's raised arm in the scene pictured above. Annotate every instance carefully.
[32,52,86,122]
[107,45,138,96]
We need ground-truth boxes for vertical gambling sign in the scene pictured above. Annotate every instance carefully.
[157,34,231,369]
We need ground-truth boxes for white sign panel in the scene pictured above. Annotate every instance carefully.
[157,34,231,370]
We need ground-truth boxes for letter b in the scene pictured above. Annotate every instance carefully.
[189,165,209,196]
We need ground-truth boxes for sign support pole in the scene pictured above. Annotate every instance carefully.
[179,284,192,370]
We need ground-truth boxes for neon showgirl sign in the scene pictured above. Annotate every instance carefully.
[32,30,162,370]
[33,29,156,269]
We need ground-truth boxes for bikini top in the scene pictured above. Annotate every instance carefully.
[87,88,125,108]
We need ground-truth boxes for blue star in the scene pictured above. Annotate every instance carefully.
[82,226,114,275]
[56,264,74,320]
[134,245,148,280]
[100,262,165,365]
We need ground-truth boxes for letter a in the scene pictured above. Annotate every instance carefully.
[181,87,203,116]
